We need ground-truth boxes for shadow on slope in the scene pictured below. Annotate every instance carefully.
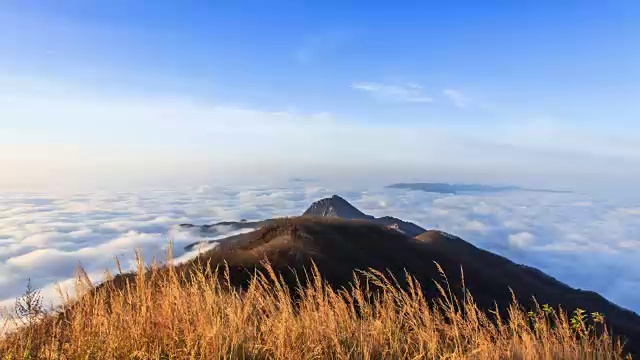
[171,217,640,356]
[21,210,633,358]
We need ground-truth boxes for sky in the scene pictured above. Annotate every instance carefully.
[1,1,640,190]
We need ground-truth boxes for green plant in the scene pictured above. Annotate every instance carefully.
[13,279,43,326]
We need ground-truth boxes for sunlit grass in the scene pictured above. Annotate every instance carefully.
[0,249,629,359]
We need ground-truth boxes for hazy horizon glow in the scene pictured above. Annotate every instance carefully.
[1,2,640,191]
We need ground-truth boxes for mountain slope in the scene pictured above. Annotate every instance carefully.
[174,195,640,355]
[5,216,628,358]
[302,195,426,236]
[181,195,426,250]
[22,194,638,357]
[182,217,639,355]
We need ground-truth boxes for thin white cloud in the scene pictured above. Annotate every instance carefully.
[509,232,536,248]
[351,82,434,103]
[2,76,640,191]
[443,88,472,108]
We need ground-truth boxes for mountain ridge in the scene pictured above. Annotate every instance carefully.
[179,214,640,355]
[181,194,427,250]
[102,195,640,355]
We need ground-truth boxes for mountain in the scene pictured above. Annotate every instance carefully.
[27,213,636,358]
[180,220,269,251]
[173,195,640,355]
[302,195,426,236]
[181,195,426,250]
[302,195,373,219]
[374,215,427,236]
[176,216,640,355]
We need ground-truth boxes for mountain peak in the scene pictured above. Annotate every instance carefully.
[300,195,426,236]
[302,195,372,220]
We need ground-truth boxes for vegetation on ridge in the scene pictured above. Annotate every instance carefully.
[0,251,629,359]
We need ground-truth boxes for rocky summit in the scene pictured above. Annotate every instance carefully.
[302,195,373,219]
[181,195,427,251]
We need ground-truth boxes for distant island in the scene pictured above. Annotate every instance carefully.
[289,177,318,183]
[386,182,572,195]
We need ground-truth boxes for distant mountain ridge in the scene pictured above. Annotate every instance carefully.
[387,182,572,194]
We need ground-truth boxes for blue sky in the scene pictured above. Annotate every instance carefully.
[1,1,640,190]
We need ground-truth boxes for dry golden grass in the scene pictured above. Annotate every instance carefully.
[0,252,630,360]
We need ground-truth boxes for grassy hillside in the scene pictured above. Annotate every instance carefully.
[0,218,632,359]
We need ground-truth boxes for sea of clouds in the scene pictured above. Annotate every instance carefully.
[1,181,639,316]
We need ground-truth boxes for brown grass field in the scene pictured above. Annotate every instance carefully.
[0,250,630,360]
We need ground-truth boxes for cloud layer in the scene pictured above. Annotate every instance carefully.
[1,182,639,317]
